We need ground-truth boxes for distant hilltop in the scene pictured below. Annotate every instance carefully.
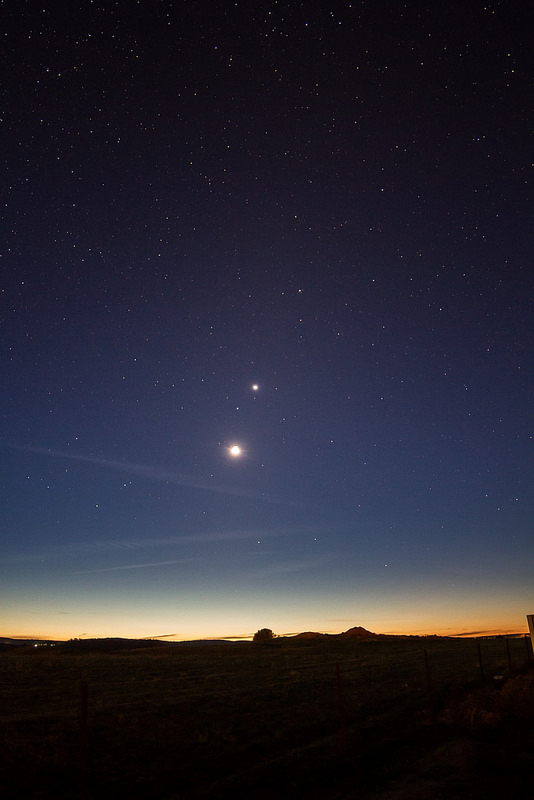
[289,626,380,641]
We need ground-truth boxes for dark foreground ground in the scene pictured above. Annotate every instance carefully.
[1,635,533,799]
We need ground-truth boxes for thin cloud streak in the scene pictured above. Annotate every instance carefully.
[73,558,195,574]
[3,443,298,504]
[113,524,324,549]
[0,524,322,565]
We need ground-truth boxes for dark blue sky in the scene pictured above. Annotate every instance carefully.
[1,0,532,640]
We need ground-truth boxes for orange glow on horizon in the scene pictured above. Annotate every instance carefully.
[2,622,529,643]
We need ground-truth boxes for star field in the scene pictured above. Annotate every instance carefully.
[1,1,532,640]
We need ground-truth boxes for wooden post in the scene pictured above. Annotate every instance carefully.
[527,615,534,656]
[477,642,484,682]
[505,637,512,673]
[525,634,532,663]
[423,650,434,716]
[335,663,347,755]
[79,682,89,794]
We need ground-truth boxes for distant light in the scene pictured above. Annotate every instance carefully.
[229,445,241,457]
[251,384,259,392]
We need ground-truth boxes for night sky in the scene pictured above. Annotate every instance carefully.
[1,1,532,641]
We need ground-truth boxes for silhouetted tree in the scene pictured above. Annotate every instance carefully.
[253,628,275,642]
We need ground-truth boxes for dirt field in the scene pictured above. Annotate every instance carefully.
[0,635,532,798]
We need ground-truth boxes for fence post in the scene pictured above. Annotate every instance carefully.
[335,663,347,754]
[525,634,532,664]
[527,615,534,656]
[477,642,484,682]
[79,681,89,794]
[505,637,512,674]
[423,650,434,717]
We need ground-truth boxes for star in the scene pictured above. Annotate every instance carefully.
[229,445,242,457]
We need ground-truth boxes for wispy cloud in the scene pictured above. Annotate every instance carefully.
[73,558,195,574]
[110,524,320,550]
[0,524,322,566]
[450,629,523,637]
[4,443,289,503]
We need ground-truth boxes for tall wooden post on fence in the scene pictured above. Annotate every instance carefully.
[335,663,347,755]
[79,681,89,796]
[477,642,484,681]
[505,637,512,673]
[423,650,434,717]
[527,615,534,656]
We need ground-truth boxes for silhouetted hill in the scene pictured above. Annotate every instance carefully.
[288,626,379,641]
[339,626,380,639]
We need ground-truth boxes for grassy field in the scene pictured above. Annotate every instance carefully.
[1,635,532,798]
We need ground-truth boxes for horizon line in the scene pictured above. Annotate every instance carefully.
[2,627,530,643]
